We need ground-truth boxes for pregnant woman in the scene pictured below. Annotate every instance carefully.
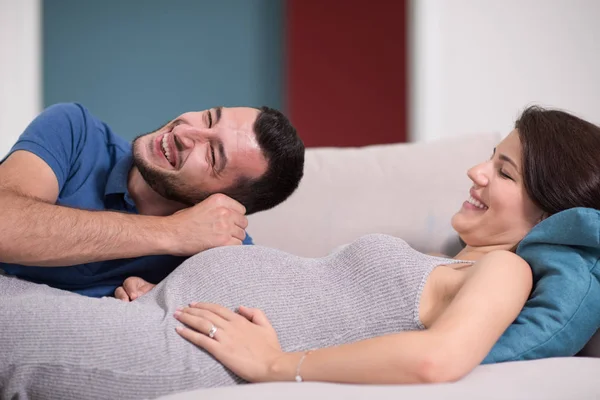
[2,106,600,399]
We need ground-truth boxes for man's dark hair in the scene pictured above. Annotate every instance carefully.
[222,106,305,215]
[516,105,600,215]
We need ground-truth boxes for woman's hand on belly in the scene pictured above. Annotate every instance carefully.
[174,303,286,382]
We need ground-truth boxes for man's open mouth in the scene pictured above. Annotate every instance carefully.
[161,133,176,167]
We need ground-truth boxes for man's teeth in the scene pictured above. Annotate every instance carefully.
[161,134,172,164]
[467,195,488,209]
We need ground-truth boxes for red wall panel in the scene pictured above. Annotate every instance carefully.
[287,0,407,147]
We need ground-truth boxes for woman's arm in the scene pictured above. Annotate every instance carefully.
[174,250,532,384]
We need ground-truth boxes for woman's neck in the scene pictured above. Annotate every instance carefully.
[454,243,517,261]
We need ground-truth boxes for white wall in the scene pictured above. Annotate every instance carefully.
[3,1,599,150]
[409,0,600,142]
[0,0,41,158]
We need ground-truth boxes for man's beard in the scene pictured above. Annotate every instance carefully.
[132,127,211,207]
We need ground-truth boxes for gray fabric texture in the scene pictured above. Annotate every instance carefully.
[0,234,464,400]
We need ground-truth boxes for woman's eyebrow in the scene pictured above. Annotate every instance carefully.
[499,153,519,171]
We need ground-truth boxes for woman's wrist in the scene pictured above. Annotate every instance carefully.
[268,352,304,382]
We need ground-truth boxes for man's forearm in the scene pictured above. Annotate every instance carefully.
[0,190,172,266]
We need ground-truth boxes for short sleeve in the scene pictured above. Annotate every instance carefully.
[5,103,89,191]
[243,231,254,245]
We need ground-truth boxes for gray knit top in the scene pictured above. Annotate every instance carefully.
[0,234,466,400]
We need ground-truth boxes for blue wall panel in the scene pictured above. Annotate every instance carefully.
[43,0,283,139]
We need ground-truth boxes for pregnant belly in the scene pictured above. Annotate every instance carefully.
[146,241,428,352]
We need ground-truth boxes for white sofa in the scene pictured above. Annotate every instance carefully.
[159,132,600,400]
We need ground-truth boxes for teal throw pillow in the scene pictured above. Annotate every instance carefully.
[483,207,600,363]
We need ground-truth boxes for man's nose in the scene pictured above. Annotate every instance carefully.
[173,125,210,149]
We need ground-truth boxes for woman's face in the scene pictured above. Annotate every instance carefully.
[451,130,543,248]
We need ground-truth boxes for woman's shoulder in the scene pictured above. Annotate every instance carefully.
[468,250,532,283]
[481,249,529,265]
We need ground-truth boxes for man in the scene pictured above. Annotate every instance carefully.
[0,103,304,298]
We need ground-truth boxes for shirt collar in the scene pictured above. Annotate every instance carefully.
[105,152,137,210]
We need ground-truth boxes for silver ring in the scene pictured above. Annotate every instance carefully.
[208,325,218,339]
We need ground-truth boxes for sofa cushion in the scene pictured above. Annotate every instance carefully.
[484,207,600,363]
[248,133,501,257]
[156,358,600,400]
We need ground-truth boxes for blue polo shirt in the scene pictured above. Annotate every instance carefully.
[0,103,252,298]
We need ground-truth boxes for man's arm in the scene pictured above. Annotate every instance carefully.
[0,151,248,266]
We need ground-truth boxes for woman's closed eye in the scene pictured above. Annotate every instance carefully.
[498,169,513,180]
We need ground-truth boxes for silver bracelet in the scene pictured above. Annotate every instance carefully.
[294,349,314,382]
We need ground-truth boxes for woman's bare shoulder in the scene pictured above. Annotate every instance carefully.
[465,250,532,288]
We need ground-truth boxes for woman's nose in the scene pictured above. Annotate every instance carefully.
[467,162,490,187]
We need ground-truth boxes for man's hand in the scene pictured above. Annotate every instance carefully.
[166,193,249,256]
[114,276,156,302]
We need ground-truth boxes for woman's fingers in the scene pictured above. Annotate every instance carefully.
[183,303,273,329]
[174,302,284,383]
[189,302,239,321]
[175,325,219,353]
[175,310,220,336]
[238,306,272,328]
[177,307,227,329]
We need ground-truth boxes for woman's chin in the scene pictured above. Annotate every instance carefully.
[450,211,468,231]
[450,218,478,245]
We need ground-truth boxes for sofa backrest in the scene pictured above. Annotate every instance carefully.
[248,132,502,257]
